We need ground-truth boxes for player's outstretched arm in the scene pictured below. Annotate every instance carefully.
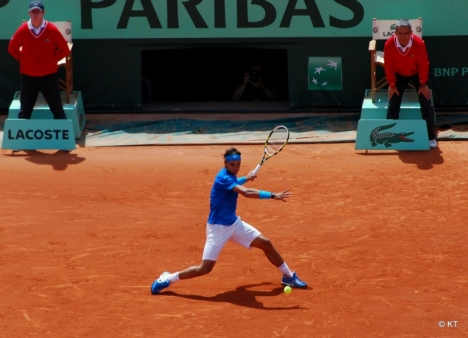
[272,188,291,201]
[233,186,291,202]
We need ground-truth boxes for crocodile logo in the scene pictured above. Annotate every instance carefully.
[370,123,414,148]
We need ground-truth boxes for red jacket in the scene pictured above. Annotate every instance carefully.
[383,34,430,88]
[8,21,70,77]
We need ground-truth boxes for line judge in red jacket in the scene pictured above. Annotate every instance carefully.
[384,18,437,149]
[8,1,70,120]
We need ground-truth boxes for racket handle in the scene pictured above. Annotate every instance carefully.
[252,164,261,175]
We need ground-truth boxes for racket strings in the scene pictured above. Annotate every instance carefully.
[266,142,283,154]
[266,130,288,155]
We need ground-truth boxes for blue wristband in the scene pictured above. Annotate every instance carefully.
[237,177,247,185]
[259,190,271,199]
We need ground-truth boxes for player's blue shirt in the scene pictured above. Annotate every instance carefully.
[207,168,242,225]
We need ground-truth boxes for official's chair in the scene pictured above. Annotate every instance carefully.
[53,21,73,104]
[368,18,422,103]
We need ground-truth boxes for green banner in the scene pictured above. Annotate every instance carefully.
[308,57,343,90]
[1,0,468,40]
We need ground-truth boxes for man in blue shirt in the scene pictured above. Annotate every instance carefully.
[151,147,307,294]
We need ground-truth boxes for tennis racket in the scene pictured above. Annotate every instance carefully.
[252,125,289,175]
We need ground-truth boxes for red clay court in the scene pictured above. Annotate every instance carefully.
[1,142,467,337]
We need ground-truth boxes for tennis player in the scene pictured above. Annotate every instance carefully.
[151,147,307,294]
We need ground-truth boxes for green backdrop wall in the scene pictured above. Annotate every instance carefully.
[1,0,467,110]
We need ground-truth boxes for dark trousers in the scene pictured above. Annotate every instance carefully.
[387,73,436,140]
[19,73,67,120]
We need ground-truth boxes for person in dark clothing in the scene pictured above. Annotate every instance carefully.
[233,62,277,102]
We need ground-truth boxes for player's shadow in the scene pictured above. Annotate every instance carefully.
[8,150,86,171]
[397,147,444,170]
[158,282,306,310]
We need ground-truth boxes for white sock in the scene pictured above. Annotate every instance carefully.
[166,272,180,284]
[278,262,293,278]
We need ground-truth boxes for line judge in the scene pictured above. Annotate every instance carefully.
[8,1,70,120]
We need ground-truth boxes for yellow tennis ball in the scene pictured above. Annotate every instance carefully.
[284,286,292,295]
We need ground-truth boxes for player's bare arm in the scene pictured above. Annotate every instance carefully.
[244,171,257,182]
[233,185,291,201]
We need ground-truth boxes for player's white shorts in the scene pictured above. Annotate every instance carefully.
[202,216,261,261]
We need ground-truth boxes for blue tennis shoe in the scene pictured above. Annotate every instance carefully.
[281,272,307,289]
[151,271,170,294]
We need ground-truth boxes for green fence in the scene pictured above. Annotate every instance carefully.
[1,0,467,109]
